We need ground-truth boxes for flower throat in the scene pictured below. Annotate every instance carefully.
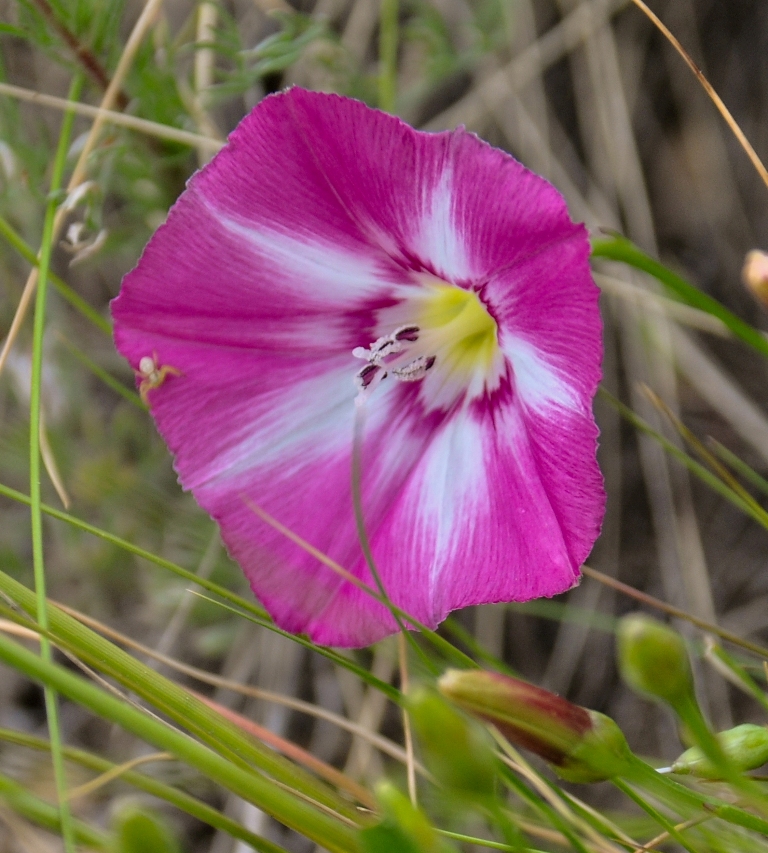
[353,278,500,403]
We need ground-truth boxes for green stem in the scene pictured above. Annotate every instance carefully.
[499,765,592,853]
[612,778,699,853]
[0,568,361,823]
[58,333,144,409]
[623,754,768,836]
[0,631,364,853]
[671,693,768,807]
[0,769,109,850]
[0,727,292,853]
[705,643,768,715]
[378,0,398,112]
[0,214,111,335]
[436,829,522,851]
[443,617,518,674]
[673,694,729,771]
[30,72,83,853]
[351,415,433,671]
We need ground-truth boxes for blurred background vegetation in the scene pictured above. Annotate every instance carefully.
[2,0,768,850]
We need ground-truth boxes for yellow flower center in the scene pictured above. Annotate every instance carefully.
[354,275,504,409]
[413,279,499,376]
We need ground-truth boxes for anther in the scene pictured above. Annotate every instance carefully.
[355,362,385,390]
[393,325,420,342]
[393,355,436,382]
[352,324,435,399]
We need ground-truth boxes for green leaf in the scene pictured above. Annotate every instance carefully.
[591,235,768,359]
[0,23,28,38]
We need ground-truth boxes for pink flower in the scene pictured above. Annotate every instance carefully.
[112,88,604,648]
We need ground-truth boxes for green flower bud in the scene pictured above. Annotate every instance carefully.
[363,781,445,853]
[617,615,694,706]
[113,802,180,853]
[671,724,768,778]
[439,670,633,783]
[557,711,635,783]
[407,686,497,797]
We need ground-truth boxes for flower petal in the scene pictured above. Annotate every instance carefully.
[296,386,604,645]
[191,382,441,646]
[487,231,602,413]
[112,88,604,647]
[369,396,602,626]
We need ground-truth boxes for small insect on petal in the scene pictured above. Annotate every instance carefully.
[135,352,182,405]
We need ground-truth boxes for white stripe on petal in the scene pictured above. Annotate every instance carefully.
[198,362,356,487]
[203,201,396,302]
[416,169,473,282]
[501,335,579,412]
[415,411,486,590]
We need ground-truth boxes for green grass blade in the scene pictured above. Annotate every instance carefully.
[0,480,408,702]
[0,479,270,620]
[58,333,144,409]
[709,439,768,499]
[0,769,109,850]
[704,644,768,715]
[623,753,768,835]
[599,388,768,530]
[0,214,111,335]
[591,235,768,359]
[0,476,474,678]
[612,778,700,853]
[185,590,403,702]
[29,72,83,853]
[0,727,293,853]
[0,630,365,853]
[0,568,362,823]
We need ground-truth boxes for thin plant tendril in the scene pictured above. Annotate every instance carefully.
[351,407,436,672]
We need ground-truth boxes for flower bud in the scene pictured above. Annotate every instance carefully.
[671,723,768,778]
[361,781,453,853]
[743,249,768,306]
[438,670,634,783]
[438,670,589,760]
[616,615,694,707]
[113,801,180,853]
[407,686,497,797]
[557,711,635,783]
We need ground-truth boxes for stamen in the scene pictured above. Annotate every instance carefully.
[356,362,385,390]
[353,281,501,409]
[352,325,432,399]
[392,355,436,382]
[393,325,420,343]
